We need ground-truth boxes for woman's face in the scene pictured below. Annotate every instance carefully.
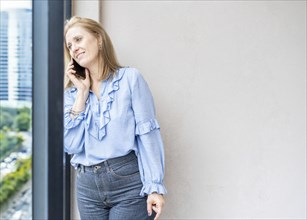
[65,25,100,68]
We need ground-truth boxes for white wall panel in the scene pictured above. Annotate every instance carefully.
[72,1,306,219]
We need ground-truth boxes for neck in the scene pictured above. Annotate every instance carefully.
[88,66,100,82]
[88,60,104,82]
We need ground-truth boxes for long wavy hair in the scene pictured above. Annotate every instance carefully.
[64,16,122,89]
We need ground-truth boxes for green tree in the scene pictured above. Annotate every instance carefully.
[0,112,14,130]
[0,157,32,206]
[0,106,16,116]
[0,131,24,161]
[18,107,31,115]
[14,113,31,131]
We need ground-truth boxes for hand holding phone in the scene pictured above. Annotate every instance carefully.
[72,59,86,79]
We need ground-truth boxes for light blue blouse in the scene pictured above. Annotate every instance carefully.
[64,67,167,196]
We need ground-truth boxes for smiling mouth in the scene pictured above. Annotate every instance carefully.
[76,52,84,59]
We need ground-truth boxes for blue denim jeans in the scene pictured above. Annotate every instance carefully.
[76,151,155,220]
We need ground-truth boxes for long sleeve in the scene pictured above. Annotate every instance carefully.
[131,70,167,196]
[64,89,87,154]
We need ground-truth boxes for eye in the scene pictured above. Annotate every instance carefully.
[75,37,82,42]
[67,44,72,50]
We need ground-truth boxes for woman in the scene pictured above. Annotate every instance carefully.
[63,16,166,220]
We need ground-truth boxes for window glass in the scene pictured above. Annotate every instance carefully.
[0,1,32,219]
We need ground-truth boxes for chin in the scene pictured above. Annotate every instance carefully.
[78,61,87,68]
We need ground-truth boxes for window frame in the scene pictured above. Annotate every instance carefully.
[32,0,70,219]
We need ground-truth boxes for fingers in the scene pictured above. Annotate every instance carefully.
[66,63,80,87]
[153,204,162,220]
[147,200,153,217]
[66,61,76,79]
[147,194,164,220]
[67,68,76,77]
[147,202,162,220]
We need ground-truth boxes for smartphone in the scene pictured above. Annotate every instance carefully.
[72,59,86,79]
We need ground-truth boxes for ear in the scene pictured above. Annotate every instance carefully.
[96,33,103,45]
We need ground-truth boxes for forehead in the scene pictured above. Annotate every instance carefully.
[65,26,93,43]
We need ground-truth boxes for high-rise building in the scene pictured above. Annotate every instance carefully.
[0,11,9,101]
[0,8,32,107]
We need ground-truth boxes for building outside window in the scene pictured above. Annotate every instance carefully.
[0,1,32,219]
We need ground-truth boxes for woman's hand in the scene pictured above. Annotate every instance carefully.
[147,193,165,220]
[66,59,90,99]
[66,59,90,115]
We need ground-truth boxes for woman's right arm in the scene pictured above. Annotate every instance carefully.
[64,60,90,154]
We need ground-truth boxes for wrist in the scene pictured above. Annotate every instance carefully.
[70,108,84,115]
[76,90,89,101]
[149,192,163,196]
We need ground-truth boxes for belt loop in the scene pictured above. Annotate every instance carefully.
[104,160,110,172]
[81,165,85,173]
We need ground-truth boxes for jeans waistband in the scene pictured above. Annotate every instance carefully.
[78,151,136,173]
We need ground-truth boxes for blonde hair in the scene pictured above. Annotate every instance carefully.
[64,16,122,88]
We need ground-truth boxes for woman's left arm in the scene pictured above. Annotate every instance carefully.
[130,69,167,219]
[136,130,166,219]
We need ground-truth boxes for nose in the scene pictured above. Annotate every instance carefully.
[70,45,80,58]
[71,43,79,53]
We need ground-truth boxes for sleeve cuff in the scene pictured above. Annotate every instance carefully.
[64,104,89,129]
[64,111,85,129]
[135,119,160,135]
[140,182,167,197]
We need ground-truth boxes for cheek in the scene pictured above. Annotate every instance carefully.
[67,47,73,56]
[89,46,100,58]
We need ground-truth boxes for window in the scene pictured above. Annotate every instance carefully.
[0,1,32,219]
[1,1,71,219]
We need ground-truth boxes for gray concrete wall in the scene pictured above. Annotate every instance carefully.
[73,1,306,219]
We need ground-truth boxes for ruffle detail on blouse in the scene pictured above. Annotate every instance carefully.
[87,69,126,141]
[85,99,103,139]
[135,119,160,135]
[140,182,167,196]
